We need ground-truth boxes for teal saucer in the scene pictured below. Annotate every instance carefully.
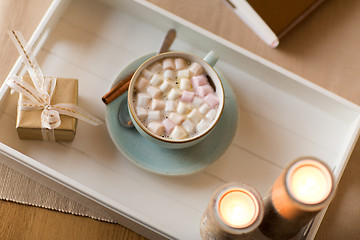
[105,53,238,176]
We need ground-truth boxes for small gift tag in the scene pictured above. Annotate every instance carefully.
[6,30,103,141]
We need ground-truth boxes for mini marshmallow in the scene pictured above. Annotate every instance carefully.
[195,84,214,98]
[149,62,163,73]
[204,93,219,108]
[136,107,148,121]
[134,57,221,139]
[151,99,165,110]
[168,88,181,100]
[192,97,205,108]
[148,122,165,136]
[196,119,211,133]
[165,100,177,112]
[162,118,176,134]
[177,101,191,114]
[170,126,187,139]
[199,103,211,115]
[177,69,191,78]
[179,78,191,91]
[163,69,175,80]
[136,93,150,108]
[142,69,153,80]
[187,108,203,124]
[150,73,163,86]
[169,112,185,125]
[182,119,195,134]
[147,86,162,98]
[160,79,173,93]
[135,77,149,91]
[180,91,195,103]
[175,58,187,70]
[206,109,217,121]
[192,75,208,87]
[189,62,203,75]
[148,110,161,121]
[163,58,175,70]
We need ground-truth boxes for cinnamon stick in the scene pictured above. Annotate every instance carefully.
[101,73,133,105]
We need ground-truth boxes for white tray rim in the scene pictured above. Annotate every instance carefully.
[0,0,359,239]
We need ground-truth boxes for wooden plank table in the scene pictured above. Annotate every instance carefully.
[1,0,359,239]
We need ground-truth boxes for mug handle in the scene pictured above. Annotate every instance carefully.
[203,50,218,67]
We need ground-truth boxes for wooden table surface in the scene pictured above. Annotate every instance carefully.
[1,0,360,239]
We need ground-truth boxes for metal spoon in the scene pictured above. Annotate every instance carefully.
[118,29,176,127]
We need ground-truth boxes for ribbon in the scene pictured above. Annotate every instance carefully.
[6,30,103,140]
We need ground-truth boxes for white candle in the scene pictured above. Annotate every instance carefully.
[200,183,264,239]
[287,159,333,205]
[218,189,259,228]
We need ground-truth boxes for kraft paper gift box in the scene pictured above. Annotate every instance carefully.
[16,76,78,141]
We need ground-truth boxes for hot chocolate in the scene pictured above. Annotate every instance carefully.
[132,57,220,140]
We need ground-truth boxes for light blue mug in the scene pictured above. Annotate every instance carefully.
[127,51,224,149]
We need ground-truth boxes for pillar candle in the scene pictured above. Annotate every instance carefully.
[200,182,264,239]
[259,157,335,240]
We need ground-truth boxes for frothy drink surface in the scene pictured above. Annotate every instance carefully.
[132,57,220,140]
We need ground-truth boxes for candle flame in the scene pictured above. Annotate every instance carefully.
[288,161,333,205]
[218,189,259,228]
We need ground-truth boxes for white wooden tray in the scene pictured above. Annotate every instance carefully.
[1,0,360,239]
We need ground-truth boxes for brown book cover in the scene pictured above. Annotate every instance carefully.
[223,0,326,47]
[247,0,326,38]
